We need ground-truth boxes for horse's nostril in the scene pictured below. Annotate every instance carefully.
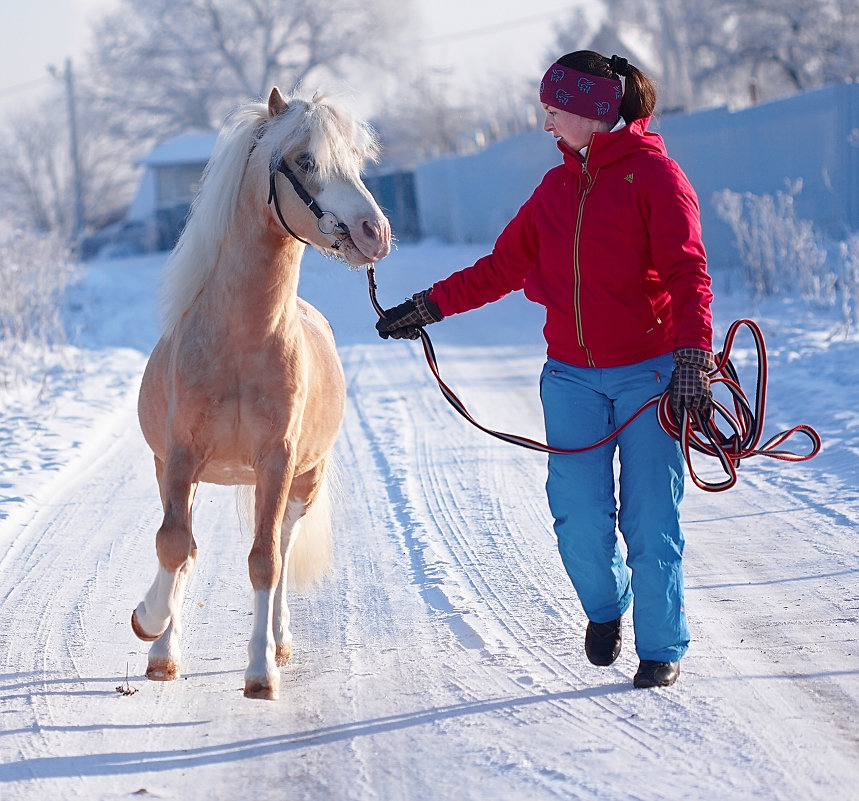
[362,218,392,246]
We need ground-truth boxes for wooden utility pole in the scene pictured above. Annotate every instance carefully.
[61,58,85,237]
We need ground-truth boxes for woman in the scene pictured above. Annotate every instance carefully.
[376,51,714,689]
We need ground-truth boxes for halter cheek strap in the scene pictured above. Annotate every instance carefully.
[267,156,349,249]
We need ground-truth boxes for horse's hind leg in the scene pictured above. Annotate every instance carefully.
[273,464,328,665]
[132,449,199,680]
[245,448,294,700]
[273,497,305,666]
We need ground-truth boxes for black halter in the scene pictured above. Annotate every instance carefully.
[267,155,350,250]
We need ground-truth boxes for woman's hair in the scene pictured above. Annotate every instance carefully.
[556,50,656,124]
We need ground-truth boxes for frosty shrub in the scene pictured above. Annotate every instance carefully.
[713,180,831,302]
[839,232,859,328]
[0,228,77,387]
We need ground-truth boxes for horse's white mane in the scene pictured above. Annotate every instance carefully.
[158,91,379,335]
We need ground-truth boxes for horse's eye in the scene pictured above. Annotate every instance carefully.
[295,152,316,173]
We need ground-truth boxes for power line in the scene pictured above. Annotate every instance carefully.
[0,75,52,98]
[405,5,582,48]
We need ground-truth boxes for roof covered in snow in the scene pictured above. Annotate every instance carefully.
[140,131,218,167]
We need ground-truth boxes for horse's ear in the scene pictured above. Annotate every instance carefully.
[268,87,288,118]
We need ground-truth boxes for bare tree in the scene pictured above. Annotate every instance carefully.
[689,0,859,102]
[0,0,418,237]
[545,5,693,110]
[0,88,137,238]
[0,112,69,235]
[545,7,593,59]
[84,0,417,145]
[553,0,859,114]
[370,68,539,169]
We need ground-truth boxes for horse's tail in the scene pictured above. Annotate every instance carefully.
[287,462,337,590]
[236,460,338,591]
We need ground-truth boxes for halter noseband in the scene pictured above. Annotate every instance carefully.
[267,155,351,250]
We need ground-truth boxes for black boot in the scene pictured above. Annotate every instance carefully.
[584,617,622,666]
[633,659,680,688]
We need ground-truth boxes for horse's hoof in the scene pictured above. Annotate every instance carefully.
[244,680,279,700]
[146,658,180,681]
[275,643,292,666]
[131,608,162,642]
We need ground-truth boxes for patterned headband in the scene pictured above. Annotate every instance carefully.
[539,64,623,121]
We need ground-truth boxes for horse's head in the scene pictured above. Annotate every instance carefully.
[260,88,391,266]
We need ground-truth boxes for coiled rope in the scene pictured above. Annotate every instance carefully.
[367,266,821,492]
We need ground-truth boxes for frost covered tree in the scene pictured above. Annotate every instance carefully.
[0,89,132,237]
[0,114,70,236]
[84,0,416,144]
[553,0,859,113]
[0,0,416,236]
[684,0,859,105]
[547,1,694,112]
[371,71,537,167]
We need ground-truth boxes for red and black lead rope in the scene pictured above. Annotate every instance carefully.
[366,265,822,493]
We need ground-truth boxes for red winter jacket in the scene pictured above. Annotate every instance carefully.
[428,117,713,368]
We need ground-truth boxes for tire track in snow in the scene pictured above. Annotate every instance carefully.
[343,345,699,774]
[0,399,165,792]
[682,470,859,797]
[341,346,627,801]
[392,349,703,752]
[342,346,487,652]
[333,347,583,801]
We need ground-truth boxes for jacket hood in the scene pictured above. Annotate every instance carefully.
[558,116,667,172]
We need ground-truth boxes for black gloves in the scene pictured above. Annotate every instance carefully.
[375,289,444,340]
[669,347,715,422]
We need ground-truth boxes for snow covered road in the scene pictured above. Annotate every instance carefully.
[0,244,856,800]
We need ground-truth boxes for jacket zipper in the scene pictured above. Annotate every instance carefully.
[573,157,597,366]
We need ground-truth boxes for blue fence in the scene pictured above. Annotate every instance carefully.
[412,82,859,271]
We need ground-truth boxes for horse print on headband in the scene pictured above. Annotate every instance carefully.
[539,63,623,122]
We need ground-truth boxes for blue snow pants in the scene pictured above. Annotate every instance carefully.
[540,353,690,663]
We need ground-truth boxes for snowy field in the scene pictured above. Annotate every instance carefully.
[0,241,857,800]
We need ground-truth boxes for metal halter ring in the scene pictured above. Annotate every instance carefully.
[317,211,340,236]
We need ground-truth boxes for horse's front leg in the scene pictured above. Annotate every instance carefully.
[132,448,199,680]
[245,447,294,700]
[142,553,196,680]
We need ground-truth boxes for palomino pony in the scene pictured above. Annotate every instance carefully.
[133,87,391,700]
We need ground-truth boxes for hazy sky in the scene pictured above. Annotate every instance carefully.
[0,0,114,97]
[406,1,590,96]
[0,0,588,113]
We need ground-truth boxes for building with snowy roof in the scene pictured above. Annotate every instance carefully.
[124,131,218,253]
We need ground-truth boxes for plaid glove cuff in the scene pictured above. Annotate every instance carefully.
[413,290,445,323]
[376,289,443,340]
[673,347,716,372]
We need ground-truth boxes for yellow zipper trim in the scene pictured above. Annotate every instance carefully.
[573,159,598,366]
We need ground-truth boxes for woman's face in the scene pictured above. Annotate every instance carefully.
[543,104,611,151]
